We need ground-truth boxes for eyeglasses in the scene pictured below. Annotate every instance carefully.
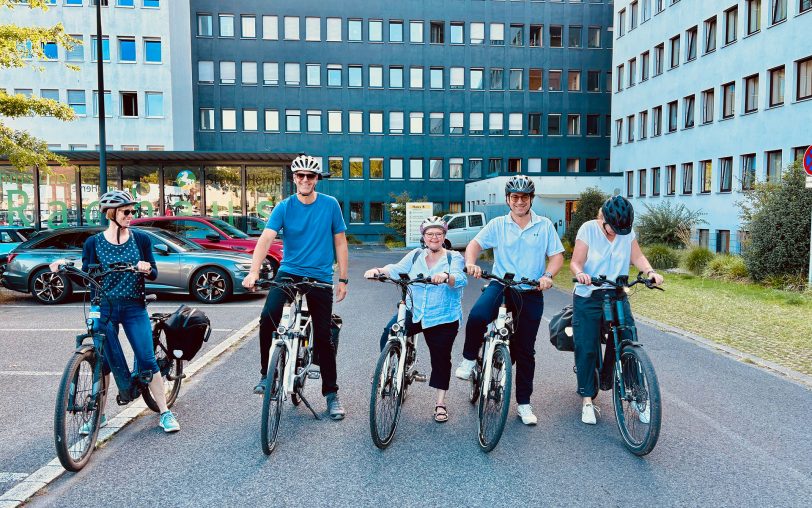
[295,173,318,181]
[424,232,445,238]
[509,194,531,203]
[119,209,135,216]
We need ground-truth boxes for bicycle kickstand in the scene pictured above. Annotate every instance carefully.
[297,392,322,420]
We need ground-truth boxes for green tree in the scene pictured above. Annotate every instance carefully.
[386,191,411,240]
[1,0,77,171]
[739,160,812,283]
[563,187,608,246]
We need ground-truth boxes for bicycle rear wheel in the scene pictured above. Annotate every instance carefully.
[478,342,512,453]
[260,344,286,455]
[612,345,662,456]
[369,341,403,449]
[54,348,106,472]
[142,327,183,412]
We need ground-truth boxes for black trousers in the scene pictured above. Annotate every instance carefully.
[259,271,338,396]
[379,312,459,391]
[572,292,635,398]
[461,283,544,405]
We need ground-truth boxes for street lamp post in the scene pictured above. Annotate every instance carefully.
[95,0,108,226]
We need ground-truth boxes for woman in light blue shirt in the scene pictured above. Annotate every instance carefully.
[570,196,663,425]
[364,217,466,423]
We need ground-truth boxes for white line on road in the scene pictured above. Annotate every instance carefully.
[0,329,235,332]
[0,474,27,484]
[0,317,260,507]
[0,372,61,376]
[0,305,265,308]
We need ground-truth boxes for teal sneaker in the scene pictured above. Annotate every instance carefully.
[79,414,107,436]
[159,411,180,433]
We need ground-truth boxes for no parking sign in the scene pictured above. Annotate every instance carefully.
[805,145,812,176]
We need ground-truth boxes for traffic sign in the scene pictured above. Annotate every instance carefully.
[806,176,812,189]
[804,145,812,176]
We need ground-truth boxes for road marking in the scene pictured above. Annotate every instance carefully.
[0,329,235,332]
[0,371,61,376]
[0,474,27,484]
[0,317,260,507]
[0,305,265,308]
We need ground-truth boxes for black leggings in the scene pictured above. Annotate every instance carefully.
[379,312,459,391]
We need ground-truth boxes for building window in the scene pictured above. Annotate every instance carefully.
[263,16,279,40]
[429,159,443,179]
[568,26,581,48]
[349,111,363,134]
[627,114,635,142]
[744,74,759,113]
[802,0,812,14]
[530,25,543,47]
[548,114,561,136]
[450,67,464,89]
[390,20,404,43]
[586,114,599,136]
[641,52,650,81]
[451,113,465,135]
[798,56,812,101]
[704,16,717,53]
[721,82,735,118]
[741,154,756,190]
[471,112,484,135]
[628,58,637,87]
[90,36,110,62]
[626,171,634,197]
[667,101,678,132]
[654,43,664,75]
[746,0,761,35]
[491,68,504,90]
[489,112,504,135]
[653,106,662,136]
[586,70,600,92]
[686,26,697,61]
[430,67,444,89]
[616,64,624,91]
[285,109,301,132]
[389,158,403,179]
[669,35,680,69]
[667,165,677,195]
[263,62,278,86]
[219,14,234,37]
[326,17,341,41]
[529,69,543,91]
[700,160,712,193]
[567,114,580,136]
[766,150,782,181]
[306,110,321,132]
[698,229,710,249]
[120,91,137,117]
[264,110,279,132]
[615,118,623,145]
[67,35,84,61]
[91,90,111,117]
[716,230,731,254]
[769,65,785,106]
[304,63,320,87]
[430,21,444,43]
[198,61,214,83]
[585,159,599,173]
[682,163,693,194]
[328,111,342,133]
[549,25,562,47]
[143,0,159,6]
[429,112,444,135]
[547,159,561,173]
[652,167,661,196]
[510,24,524,46]
[349,202,364,224]
[370,158,383,179]
[725,6,738,44]
[549,70,562,91]
[567,159,579,173]
[449,158,463,179]
[702,89,714,123]
[568,70,580,91]
[639,169,647,196]
[369,20,383,42]
[285,63,300,86]
[684,95,695,128]
[469,159,483,178]
[510,69,523,90]
[220,61,235,84]
[410,158,423,179]
[410,21,424,43]
[327,157,343,178]
[410,112,424,134]
[488,158,503,175]
[349,157,363,179]
[221,109,236,131]
[305,17,320,41]
[389,111,404,134]
[794,146,809,161]
[588,26,600,48]
[471,22,485,45]
[639,111,648,139]
[370,202,384,223]
[410,67,424,88]
[328,64,343,87]
[143,39,161,63]
[241,109,257,131]
[491,23,505,45]
[369,65,383,88]
[145,92,162,117]
[348,19,362,41]
[241,15,256,38]
[618,9,627,37]
[118,37,135,62]
[719,157,733,192]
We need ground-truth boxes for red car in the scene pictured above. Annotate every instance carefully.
[131,216,283,277]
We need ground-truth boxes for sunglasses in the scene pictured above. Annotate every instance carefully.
[295,173,318,181]
[119,209,135,216]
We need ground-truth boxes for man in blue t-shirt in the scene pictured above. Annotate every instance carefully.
[243,155,349,420]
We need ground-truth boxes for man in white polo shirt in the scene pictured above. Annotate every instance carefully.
[455,175,565,425]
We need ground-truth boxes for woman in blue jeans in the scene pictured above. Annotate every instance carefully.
[364,217,466,422]
[51,190,179,433]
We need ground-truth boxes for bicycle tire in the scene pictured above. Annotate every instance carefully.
[54,349,105,472]
[260,344,286,455]
[142,327,183,412]
[612,345,662,456]
[478,342,512,453]
[369,341,404,449]
[468,363,481,404]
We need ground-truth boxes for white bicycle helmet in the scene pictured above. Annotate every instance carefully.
[420,216,448,234]
[99,190,137,212]
[505,175,535,195]
[290,154,323,178]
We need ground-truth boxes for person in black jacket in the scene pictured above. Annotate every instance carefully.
[51,190,180,433]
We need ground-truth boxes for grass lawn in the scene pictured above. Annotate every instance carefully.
[553,261,812,376]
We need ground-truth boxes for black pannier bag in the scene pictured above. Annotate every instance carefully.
[161,305,212,361]
[312,314,343,366]
[548,304,575,352]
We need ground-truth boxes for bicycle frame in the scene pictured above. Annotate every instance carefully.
[386,285,413,394]
[479,301,513,398]
[273,291,306,397]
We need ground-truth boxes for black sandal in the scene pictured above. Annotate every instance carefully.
[434,405,448,423]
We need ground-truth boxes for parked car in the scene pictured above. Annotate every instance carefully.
[441,212,486,249]
[0,226,37,272]
[0,226,271,305]
[131,216,282,276]
[215,215,269,237]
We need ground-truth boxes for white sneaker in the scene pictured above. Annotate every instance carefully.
[581,403,598,425]
[633,401,651,424]
[517,404,538,425]
[454,359,476,380]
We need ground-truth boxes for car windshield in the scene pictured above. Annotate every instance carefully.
[210,218,250,239]
[442,215,452,223]
[144,228,203,251]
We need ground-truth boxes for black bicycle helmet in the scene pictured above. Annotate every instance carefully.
[601,196,634,235]
[505,175,535,195]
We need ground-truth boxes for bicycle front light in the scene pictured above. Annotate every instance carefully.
[498,327,509,337]
[390,323,402,334]
[277,326,288,335]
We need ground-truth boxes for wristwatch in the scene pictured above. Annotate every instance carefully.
[542,271,553,279]
[338,278,349,284]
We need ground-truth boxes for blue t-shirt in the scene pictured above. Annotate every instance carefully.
[266,193,347,283]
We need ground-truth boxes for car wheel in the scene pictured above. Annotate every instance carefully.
[30,267,72,305]
[191,267,232,304]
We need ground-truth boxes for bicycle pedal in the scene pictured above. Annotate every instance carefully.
[307,370,321,379]
[412,372,427,383]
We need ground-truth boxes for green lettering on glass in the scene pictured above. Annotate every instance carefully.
[7,190,33,227]
[257,200,274,220]
[210,202,219,217]
[47,200,69,229]
[175,200,193,216]
[136,200,154,217]
[84,200,100,226]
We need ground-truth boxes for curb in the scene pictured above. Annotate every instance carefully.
[0,318,261,507]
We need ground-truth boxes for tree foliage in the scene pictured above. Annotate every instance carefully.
[1,0,78,170]
[563,187,608,246]
[739,160,812,283]
[635,201,707,247]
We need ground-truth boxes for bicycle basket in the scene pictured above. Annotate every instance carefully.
[162,305,212,361]
[548,304,575,352]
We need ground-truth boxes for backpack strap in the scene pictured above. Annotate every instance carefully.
[412,248,422,264]
[412,249,453,271]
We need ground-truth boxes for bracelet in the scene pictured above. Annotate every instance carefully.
[444,271,451,283]
[338,278,349,284]
[646,269,656,276]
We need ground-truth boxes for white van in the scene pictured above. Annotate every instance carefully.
[442,212,486,249]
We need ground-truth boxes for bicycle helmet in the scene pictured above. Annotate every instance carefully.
[505,175,535,195]
[99,190,136,212]
[290,154,323,178]
[420,216,448,234]
[601,195,634,235]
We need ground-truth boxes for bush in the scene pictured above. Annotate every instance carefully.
[563,187,608,247]
[384,238,406,249]
[561,238,574,260]
[643,244,680,270]
[635,201,708,247]
[763,273,808,293]
[345,234,363,245]
[703,255,749,281]
[684,246,714,275]
[739,161,812,283]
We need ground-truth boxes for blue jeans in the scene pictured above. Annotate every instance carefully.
[100,298,158,386]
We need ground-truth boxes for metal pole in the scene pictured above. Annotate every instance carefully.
[95,0,108,226]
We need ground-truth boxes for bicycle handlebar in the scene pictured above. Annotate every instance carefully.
[463,267,540,288]
[254,277,333,292]
[571,272,664,291]
[366,273,440,286]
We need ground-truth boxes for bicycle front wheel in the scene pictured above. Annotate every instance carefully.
[369,341,404,449]
[54,349,106,472]
[613,345,662,456]
[260,344,286,455]
[142,327,183,412]
[478,342,512,453]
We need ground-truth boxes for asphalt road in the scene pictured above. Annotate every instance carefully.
[3,249,811,506]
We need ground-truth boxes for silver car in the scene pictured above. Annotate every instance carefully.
[1,227,269,305]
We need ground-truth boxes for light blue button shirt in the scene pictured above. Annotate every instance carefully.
[383,248,467,328]
[473,211,565,285]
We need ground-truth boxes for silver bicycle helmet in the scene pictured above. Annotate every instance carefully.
[99,190,137,212]
[505,175,535,195]
[420,216,448,234]
[290,154,323,178]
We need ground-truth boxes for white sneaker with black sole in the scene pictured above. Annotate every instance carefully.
[581,403,599,425]
[454,359,476,380]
